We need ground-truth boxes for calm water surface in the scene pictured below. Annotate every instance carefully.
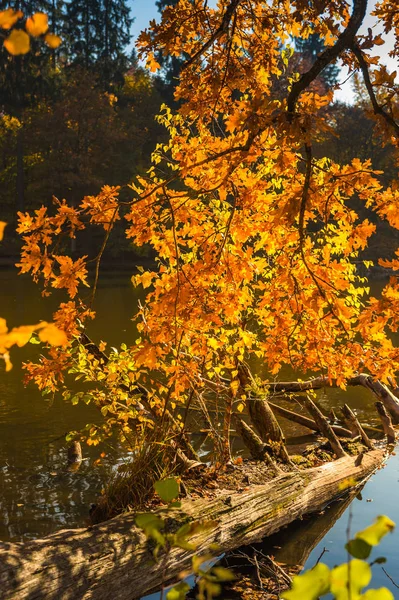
[1,269,398,595]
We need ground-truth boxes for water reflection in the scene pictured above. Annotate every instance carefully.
[0,269,140,541]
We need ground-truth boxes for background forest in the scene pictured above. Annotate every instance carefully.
[1,0,397,267]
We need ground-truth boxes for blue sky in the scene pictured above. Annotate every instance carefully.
[127,0,398,104]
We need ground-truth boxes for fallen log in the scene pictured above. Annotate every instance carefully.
[0,446,388,600]
[268,400,352,438]
[266,374,399,424]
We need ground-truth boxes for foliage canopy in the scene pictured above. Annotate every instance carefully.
[5,0,399,455]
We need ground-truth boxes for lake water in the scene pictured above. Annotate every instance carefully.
[0,268,398,596]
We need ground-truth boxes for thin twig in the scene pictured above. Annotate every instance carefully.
[382,567,399,589]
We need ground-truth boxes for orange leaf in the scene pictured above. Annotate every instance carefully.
[0,222,6,241]
[4,29,30,55]
[45,32,61,48]
[0,8,23,30]
[38,324,68,347]
[26,12,48,37]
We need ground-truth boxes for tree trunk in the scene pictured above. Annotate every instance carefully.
[0,447,387,600]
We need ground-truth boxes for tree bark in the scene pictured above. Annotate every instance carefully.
[375,402,396,445]
[303,397,347,458]
[268,400,352,438]
[266,375,399,424]
[341,404,374,449]
[0,447,386,600]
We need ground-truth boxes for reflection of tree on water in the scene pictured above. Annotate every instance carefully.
[0,442,117,541]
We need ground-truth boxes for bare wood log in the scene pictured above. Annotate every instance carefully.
[232,415,282,474]
[303,397,347,458]
[232,414,267,460]
[238,365,291,463]
[267,401,352,438]
[67,441,83,473]
[328,408,338,423]
[272,490,356,570]
[266,374,399,425]
[249,398,292,463]
[341,405,374,449]
[361,378,399,424]
[0,447,387,600]
[375,401,396,445]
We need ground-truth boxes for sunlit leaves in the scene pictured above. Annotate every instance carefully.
[44,32,62,48]
[154,477,179,503]
[38,323,68,347]
[283,517,395,599]
[281,563,330,600]
[1,9,61,55]
[0,319,68,371]
[346,516,395,559]
[0,222,6,241]
[0,8,23,29]
[25,12,48,37]
[4,29,30,55]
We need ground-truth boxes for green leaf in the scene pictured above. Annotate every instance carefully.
[166,582,190,600]
[135,512,164,531]
[136,512,166,547]
[281,563,330,600]
[355,516,395,547]
[330,559,371,600]
[361,588,394,600]
[346,538,372,559]
[372,557,387,565]
[212,567,235,582]
[154,477,179,503]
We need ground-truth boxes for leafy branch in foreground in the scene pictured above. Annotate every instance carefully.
[0,8,61,55]
[135,476,234,600]
[282,515,395,600]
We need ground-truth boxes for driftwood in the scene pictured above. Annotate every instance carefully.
[375,402,396,444]
[232,415,282,474]
[341,404,374,449]
[0,446,388,600]
[266,374,399,423]
[267,400,352,438]
[303,397,347,458]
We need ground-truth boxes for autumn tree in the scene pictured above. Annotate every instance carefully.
[12,0,399,497]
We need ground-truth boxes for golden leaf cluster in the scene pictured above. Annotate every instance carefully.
[0,9,61,55]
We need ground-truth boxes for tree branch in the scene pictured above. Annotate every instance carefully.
[182,0,242,70]
[351,44,399,138]
[287,0,367,116]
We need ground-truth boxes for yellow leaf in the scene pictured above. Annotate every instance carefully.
[45,32,61,48]
[38,324,68,347]
[141,271,153,289]
[4,29,30,55]
[0,318,7,335]
[0,222,7,241]
[26,12,48,36]
[0,9,23,30]
[237,402,245,413]
[4,352,12,372]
